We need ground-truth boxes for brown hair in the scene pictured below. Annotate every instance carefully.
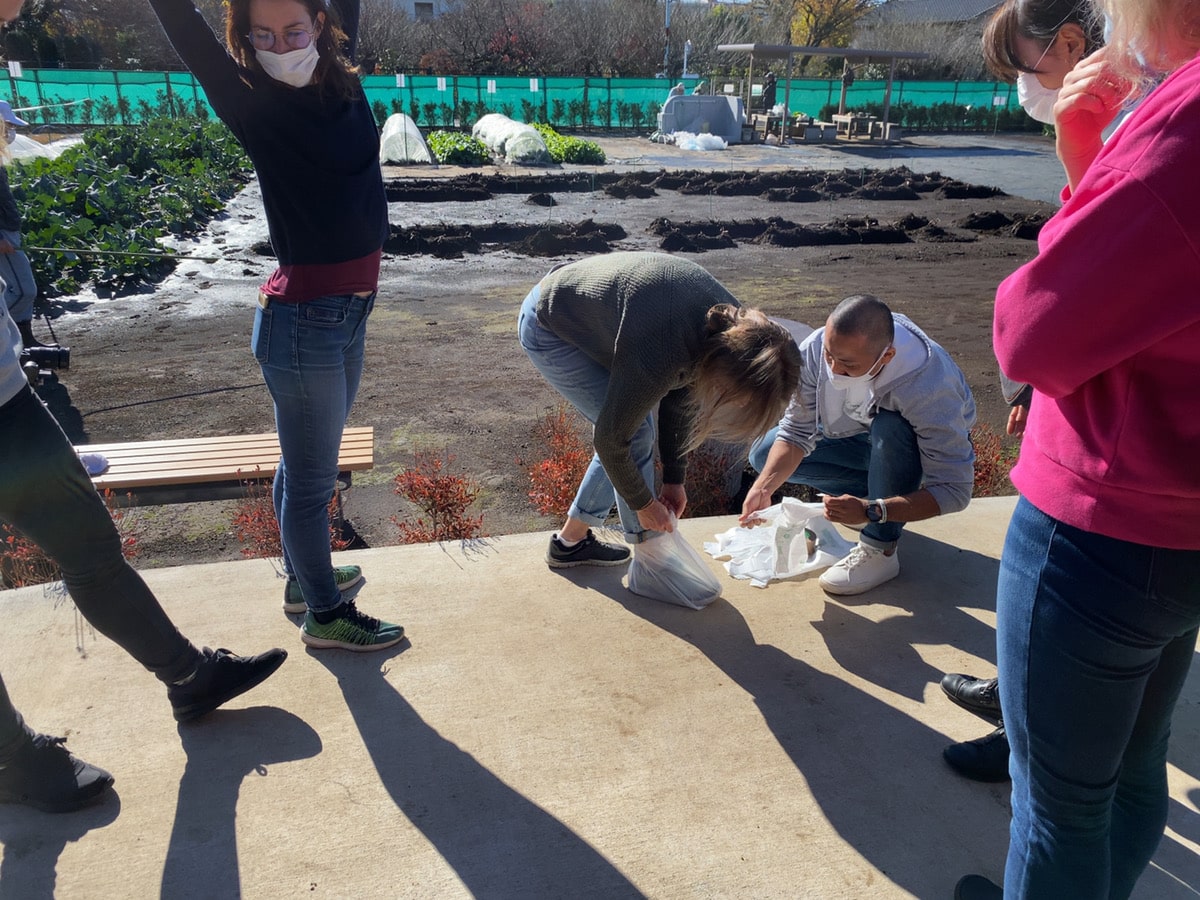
[982,0,1104,82]
[685,305,801,452]
[225,0,361,101]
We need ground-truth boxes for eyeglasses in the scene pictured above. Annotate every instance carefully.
[245,28,315,52]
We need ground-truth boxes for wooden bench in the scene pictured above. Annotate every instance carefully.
[75,426,374,506]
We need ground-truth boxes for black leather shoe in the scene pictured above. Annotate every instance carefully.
[943,725,1010,782]
[955,874,1003,899]
[941,673,1002,725]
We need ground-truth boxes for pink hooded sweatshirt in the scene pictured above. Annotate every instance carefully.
[994,52,1200,550]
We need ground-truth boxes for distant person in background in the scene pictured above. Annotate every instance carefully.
[0,99,45,351]
[760,71,777,111]
[146,0,403,651]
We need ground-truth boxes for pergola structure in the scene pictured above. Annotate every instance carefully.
[716,44,929,135]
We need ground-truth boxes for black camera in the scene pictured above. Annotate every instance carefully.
[20,345,70,371]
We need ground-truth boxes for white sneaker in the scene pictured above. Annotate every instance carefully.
[818,543,899,595]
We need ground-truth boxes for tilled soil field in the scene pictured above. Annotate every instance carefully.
[27,135,1056,570]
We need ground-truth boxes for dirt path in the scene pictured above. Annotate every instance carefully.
[29,133,1057,569]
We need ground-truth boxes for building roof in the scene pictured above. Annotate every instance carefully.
[870,0,1003,25]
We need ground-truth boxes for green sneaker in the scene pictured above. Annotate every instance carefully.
[301,602,405,652]
[282,565,364,613]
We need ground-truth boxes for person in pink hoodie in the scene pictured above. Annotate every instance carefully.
[955,2,1200,898]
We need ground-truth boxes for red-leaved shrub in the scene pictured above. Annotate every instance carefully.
[972,423,1019,497]
[392,450,485,543]
[1,489,139,589]
[519,404,592,518]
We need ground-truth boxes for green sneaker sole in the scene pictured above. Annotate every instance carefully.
[300,624,405,653]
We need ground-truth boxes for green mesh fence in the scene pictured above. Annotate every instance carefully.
[0,68,1024,130]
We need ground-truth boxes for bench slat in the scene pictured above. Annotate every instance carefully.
[78,427,374,493]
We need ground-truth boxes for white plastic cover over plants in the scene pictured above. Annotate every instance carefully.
[471,113,550,164]
[379,113,433,164]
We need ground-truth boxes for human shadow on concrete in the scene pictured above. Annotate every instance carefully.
[565,565,1011,897]
[309,648,645,898]
[0,790,120,899]
[811,532,1002,702]
[160,707,321,899]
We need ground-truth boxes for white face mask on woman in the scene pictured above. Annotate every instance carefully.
[256,43,320,88]
[1017,72,1059,124]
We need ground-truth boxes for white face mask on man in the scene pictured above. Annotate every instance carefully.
[256,43,320,88]
[824,344,890,390]
[1017,72,1059,124]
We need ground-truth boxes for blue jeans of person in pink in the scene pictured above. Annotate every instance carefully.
[517,285,655,543]
[998,497,1200,898]
[252,291,373,613]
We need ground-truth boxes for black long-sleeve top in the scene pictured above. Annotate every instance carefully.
[148,0,387,269]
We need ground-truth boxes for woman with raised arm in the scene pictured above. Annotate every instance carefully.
[147,0,402,651]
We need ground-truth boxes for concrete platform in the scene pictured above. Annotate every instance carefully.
[1,497,1197,898]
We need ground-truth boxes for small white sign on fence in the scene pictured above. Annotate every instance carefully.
[437,77,447,92]
[487,80,496,95]
[993,95,1007,107]
[529,78,540,93]
[395,74,406,88]
[7,61,22,78]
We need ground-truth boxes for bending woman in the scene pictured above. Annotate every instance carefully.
[148,0,402,651]
[519,251,800,570]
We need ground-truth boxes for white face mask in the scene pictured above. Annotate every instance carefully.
[256,43,320,88]
[1017,72,1059,124]
[824,344,890,390]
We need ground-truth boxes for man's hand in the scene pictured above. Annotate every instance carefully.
[821,493,869,526]
[739,483,775,525]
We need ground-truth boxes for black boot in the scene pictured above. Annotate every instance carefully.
[15,318,53,350]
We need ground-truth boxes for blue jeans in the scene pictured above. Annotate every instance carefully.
[517,286,655,542]
[997,497,1200,899]
[252,292,373,612]
[0,387,199,756]
[0,230,37,324]
[747,410,921,549]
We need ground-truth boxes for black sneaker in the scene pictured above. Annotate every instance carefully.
[168,646,288,723]
[546,530,631,569]
[0,732,114,813]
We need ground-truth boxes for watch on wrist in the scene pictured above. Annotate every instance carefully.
[865,499,887,524]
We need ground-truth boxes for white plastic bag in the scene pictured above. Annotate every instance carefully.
[627,513,722,610]
[704,498,855,588]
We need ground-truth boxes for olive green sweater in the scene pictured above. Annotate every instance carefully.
[535,252,740,510]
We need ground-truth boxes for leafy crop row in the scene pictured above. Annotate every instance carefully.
[531,124,606,165]
[9,118,252,297]
[426,130,489,166]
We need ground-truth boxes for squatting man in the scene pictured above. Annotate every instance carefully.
[740,294,977,595]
